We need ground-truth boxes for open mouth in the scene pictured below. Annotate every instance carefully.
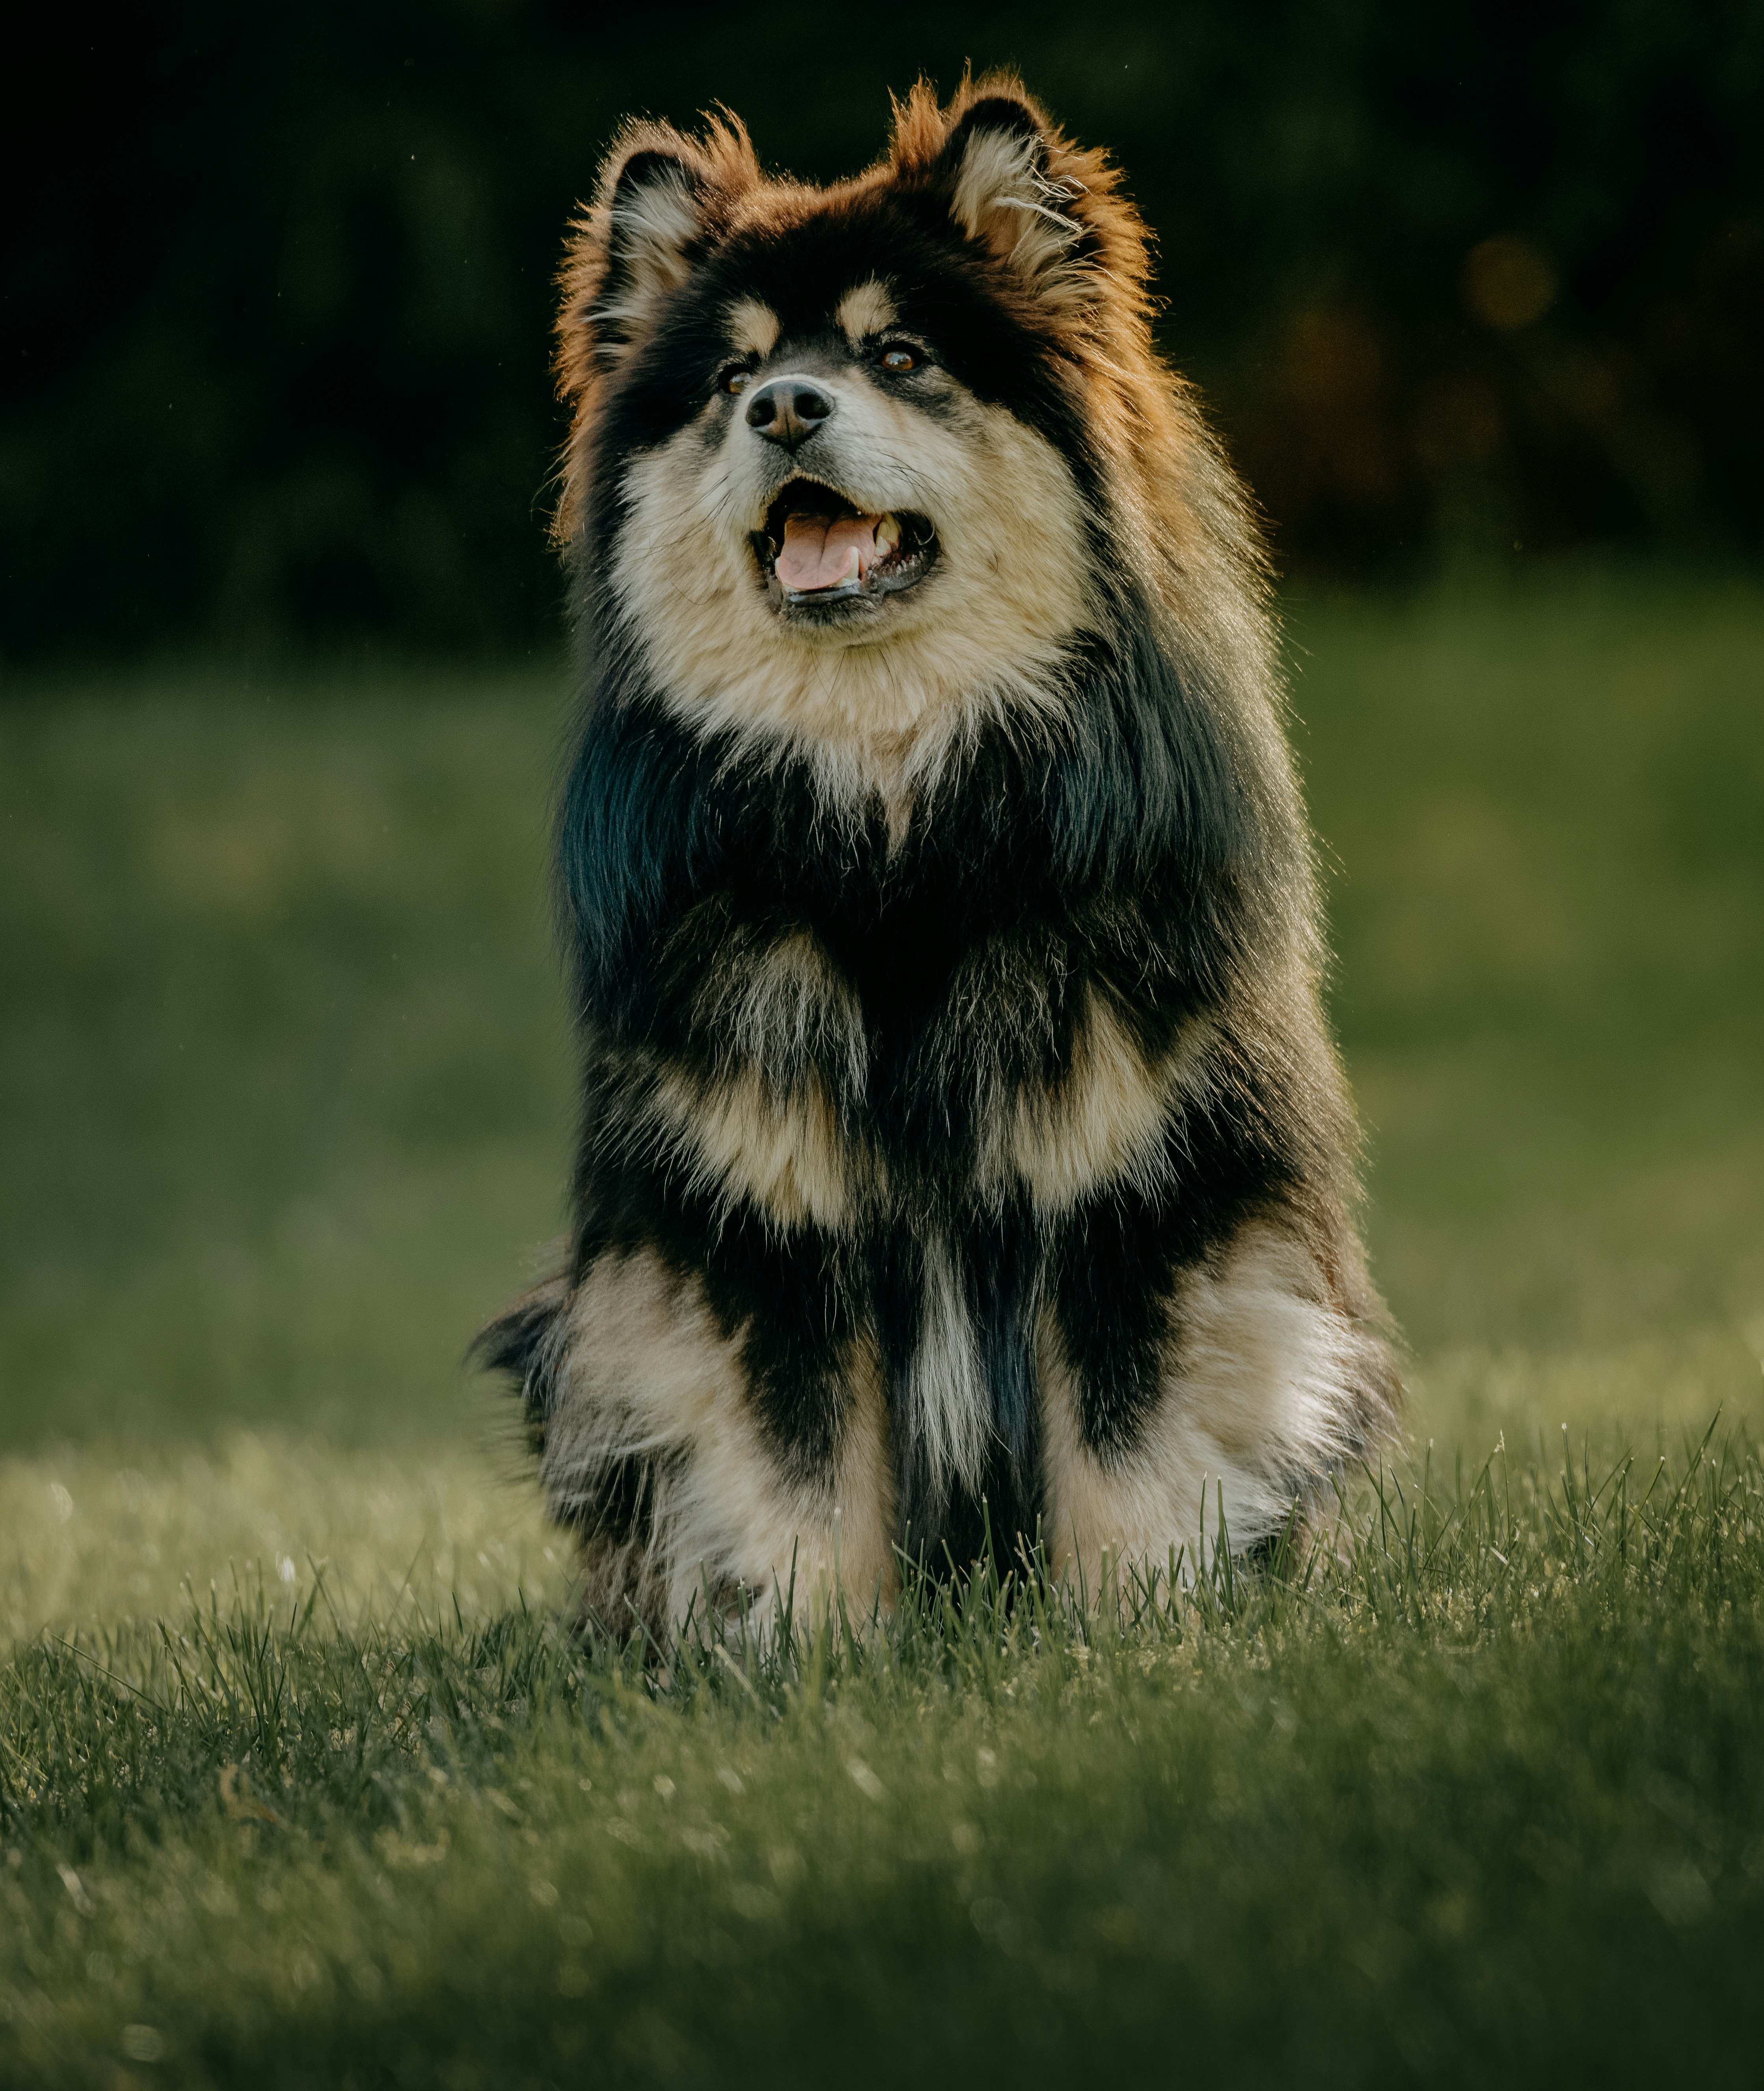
[751,480,939,612]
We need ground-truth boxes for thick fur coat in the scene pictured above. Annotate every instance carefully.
[479,78,1400,1637]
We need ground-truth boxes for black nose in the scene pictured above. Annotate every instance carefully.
[745,379,834,449]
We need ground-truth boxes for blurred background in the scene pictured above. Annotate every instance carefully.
[7,0,1762,656]
[2,2,1761,1491]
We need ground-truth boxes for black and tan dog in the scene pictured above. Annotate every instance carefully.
[479,77,1400,1636]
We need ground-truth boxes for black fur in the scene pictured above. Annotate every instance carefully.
[527,629,1286,1567]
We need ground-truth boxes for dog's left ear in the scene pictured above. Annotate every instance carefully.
[895,83,1108,304]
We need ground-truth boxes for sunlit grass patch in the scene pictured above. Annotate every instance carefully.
[0,1436,566,1646]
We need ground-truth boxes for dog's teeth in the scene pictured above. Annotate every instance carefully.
[875,513,901,555]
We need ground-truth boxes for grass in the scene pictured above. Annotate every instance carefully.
[2,568,1762,2082]
[4,1432,1762,2086]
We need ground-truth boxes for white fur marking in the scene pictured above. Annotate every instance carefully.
[907,1233,990,1494]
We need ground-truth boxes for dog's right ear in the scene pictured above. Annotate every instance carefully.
[594,142,717,351]
[559,119,757,369]
[553,118,758,539]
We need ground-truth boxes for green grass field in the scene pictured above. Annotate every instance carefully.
[3,572,1762,2084]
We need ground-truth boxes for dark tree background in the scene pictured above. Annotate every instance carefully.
[5,0,1760,660]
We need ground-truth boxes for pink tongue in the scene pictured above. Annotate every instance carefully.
[776,511,879,591]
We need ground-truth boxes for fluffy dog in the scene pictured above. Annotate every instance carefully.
[479,77,1400,1636]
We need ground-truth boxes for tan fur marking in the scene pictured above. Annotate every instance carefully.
[1008,998,1218,1213]
[650,1063,856,1234]
[904,1229,991,1494]
[726,296,780,359]
[545,1247,751,1632]
[829,1331,900,1616]
[690,924,868,1102]
[835,278,897,344]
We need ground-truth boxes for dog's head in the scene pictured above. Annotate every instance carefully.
[555,80,1191,762]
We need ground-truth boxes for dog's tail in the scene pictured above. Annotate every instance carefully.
[469,1271,573,1424]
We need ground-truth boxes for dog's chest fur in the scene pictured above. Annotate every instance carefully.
[555,690,1274,1577]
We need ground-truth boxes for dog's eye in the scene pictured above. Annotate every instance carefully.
[878,345,919,374]
[721,367,754,396]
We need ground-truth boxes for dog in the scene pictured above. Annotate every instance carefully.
[478,76,1400,1638]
